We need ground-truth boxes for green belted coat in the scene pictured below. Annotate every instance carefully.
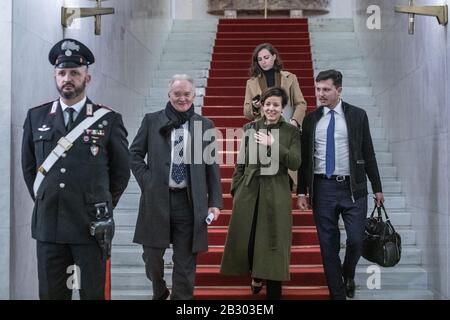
[220,117,301,281]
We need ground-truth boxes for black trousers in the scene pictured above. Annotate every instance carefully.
[142,189,197,300]
[36,240,106,300]
[312,177,367,300]
[248,192,282,300]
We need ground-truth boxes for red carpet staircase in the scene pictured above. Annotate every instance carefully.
[194,18,329,299]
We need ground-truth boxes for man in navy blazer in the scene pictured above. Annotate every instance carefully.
[297,69,384,299]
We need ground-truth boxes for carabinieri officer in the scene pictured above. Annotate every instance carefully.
[21,38,130,300]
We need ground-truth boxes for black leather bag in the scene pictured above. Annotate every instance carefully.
[362,203,401,267]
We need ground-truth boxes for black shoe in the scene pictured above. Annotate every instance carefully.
[344,278,355,298]
[251,279,263,294]
[153,288,170,300]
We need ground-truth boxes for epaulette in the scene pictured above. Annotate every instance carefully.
[97,104,116,112]
[30,99,57,110]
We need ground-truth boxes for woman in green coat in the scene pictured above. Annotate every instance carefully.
[220,87,301,299]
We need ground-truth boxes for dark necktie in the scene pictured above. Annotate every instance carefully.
[171,128,186,184]
[66,107,75,132]
[326,110,335,178]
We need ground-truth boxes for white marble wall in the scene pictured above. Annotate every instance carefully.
[10,0,171,299]
[354,0,449,299]
[0,0,12,300]
[320,0,354,18]
[176,0,355,19]
[173,0,216,19]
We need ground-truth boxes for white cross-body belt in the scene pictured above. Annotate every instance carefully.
[33,107,112,197]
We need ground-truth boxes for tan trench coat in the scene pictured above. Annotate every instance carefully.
[243,70,307,125]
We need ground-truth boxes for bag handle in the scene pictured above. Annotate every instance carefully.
[376,202,398,237]
[369,202,390,220]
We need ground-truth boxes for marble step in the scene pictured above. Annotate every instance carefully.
[149,87,205,97]
[112,247,171,267]
[110,244,420,269]
[378,165,397,178]
[111,289,152,300]
[161,53,213,62]
[373,139,389,152]
[369,116,382,128]
[353,289,433,300]
[153,77,208,87]
[172,19,218,29]
[308,18,354,32]
[326,76,370,87]
[354,266,427,290]
[314,51,363,60]
[171,24,218,33]
[342,86,373,95]
[369,127,385,139]
[314,69,366,78]
[173,19,219,25]
[165,39,215,49]
[310,32,357,42]
[369,151,392,164]
[111,267,169,291]
[112,246,173,264]
[155,69,208,79]
[158,60,211,70]
[368,179,401,193]
[311,40,359,49]
[310,32,357,40]
[163,43,213,53]
[113,223,413,247]
[114,205,410,229]
[110,264,426,292]
[168,33,216,41]
[116,177,400,202]
[314,58,365,70]
[359,107,379,118]
[111,288,434,300]
[342,94,376,106]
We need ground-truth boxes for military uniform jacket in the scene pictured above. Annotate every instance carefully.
[21,98,131,244]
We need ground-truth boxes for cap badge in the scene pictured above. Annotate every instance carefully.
[61,40,80,57]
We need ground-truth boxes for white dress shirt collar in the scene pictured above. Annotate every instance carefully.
[323,99,343,117]
[60,96,87,114]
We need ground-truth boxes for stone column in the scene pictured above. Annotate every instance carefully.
[0,0,12,300]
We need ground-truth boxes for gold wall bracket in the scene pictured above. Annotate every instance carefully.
[62,0,115,35]
[395,0,448,34]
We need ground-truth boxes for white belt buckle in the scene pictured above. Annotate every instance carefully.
[57,136,73,151]
[336,175,346,182]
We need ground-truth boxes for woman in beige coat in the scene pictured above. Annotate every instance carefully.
[244,43,306,188]
[243,43,307,128]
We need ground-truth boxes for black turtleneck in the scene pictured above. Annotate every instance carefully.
[263,68,276,87]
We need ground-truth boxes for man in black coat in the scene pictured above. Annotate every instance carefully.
[21,39,130,299]
[297,69,384,300]
[130,74,223,300]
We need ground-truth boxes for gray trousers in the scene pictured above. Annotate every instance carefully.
[142,189,197,300]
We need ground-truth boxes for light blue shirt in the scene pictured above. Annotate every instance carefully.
[314,100,350,176]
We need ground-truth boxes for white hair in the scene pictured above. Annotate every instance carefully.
[168,74,195,93]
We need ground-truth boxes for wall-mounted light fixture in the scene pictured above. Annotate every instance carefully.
[395,0,448,34]
[61,0,115,35]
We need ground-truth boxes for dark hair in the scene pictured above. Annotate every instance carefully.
[250,43,283,77]
[315,69,343,88]
[260,87,288,108]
